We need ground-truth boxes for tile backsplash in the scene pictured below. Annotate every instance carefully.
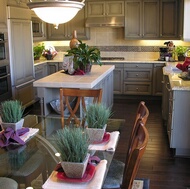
[38,27,190,61]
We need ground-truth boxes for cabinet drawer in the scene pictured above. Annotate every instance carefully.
[35,64,44,71]
[123,82,152,95]
[124,69,152,81]
[124,63,152,69]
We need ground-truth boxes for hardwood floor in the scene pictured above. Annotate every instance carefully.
[112,98,190,189]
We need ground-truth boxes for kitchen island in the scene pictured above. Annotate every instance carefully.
[33,65,114,116]
[162,63,190,156]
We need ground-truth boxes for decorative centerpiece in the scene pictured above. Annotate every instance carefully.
[53,127,90,178]
[85,104,112,143]
[65,40,102,73]
[42,47,57,60]
[33,43,45,60]
[0,100,24,131]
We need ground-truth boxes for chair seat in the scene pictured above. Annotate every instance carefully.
[103,159,124,188]
[103,159,150,189]
[0,177,18,189]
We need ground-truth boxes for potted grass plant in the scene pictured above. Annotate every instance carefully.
[65,40,102,73]
[33,43,45,60]
[0,100,24,131]
[85,103,112,143]
[53,127,90,178]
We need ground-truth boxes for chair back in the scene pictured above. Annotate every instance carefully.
[60,88,102,128]
[127,101,149,157]
[121,120,149,189]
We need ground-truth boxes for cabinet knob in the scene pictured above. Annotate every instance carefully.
[136,74,139,77]
[136,88,139,91]
[136,65,139,68]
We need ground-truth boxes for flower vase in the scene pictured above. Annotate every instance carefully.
[70,30,79,49]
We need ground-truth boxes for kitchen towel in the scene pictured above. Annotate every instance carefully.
[88,131,120,152]
[42,160,107,189]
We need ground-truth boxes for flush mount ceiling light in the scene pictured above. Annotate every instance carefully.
[27,0,85,29]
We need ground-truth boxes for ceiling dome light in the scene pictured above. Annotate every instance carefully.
[27,0,85,29]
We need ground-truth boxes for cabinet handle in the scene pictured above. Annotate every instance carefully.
[166,82,171,91]
[136,74,139,77]
[136,65,139,68]
[136,88,139,91]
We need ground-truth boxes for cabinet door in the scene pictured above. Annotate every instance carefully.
[106,1,124,16]
[160,0,178,39]
[143,0,159,38]
[47,62,59,75]
[113,68,123,94]
[8,19,34,86]
[152,63,164,96]
[125,0,142,38]
[87,2,105,17]
[0,0,7,28]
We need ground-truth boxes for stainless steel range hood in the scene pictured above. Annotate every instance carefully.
[85,16,125,27]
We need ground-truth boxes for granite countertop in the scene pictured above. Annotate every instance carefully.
[33,65,114,88]
[163,62,190,91]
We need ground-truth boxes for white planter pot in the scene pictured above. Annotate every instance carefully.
[1,119,24,131]
[61,153,90,178]
[86,124,107,143]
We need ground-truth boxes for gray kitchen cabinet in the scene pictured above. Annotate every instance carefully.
[103,62,123,94]
[125,0,181,39]
[162,74,190,156]
[0,0,7,29]
[35,63,47,80]
[47,62,59,75]
[7,6,35,108]
[152,63,164,96]
[160,0,178,39]
[87,1,124,17]
[125,0,159,39]
[123,63,152,95]
[47,7,89,40]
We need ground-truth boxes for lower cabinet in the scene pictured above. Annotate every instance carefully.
[123,63,153,95]
[152,63,165,96]
[12,81,35,108]
[162,74,190,156]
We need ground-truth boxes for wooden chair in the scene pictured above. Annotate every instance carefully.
[127,101,149,156]
[0,177,18,189]
[102,119,150,189]
[60,88,102,128]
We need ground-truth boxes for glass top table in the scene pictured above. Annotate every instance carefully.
[0,115,125,189]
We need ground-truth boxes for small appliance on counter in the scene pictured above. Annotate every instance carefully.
[158,41,175,61]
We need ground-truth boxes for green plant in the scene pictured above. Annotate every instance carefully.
[85,104,112,129]
[65,40,102,69]
[53,127,89,163]
[33,43,45,60]
[174,46,188,56]
[0,100,24,123]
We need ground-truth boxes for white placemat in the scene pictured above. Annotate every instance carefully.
[88,131,120,151]
[42,160,107,189]
[20,128,39,142]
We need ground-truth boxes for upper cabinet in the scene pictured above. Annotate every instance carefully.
[125,0,159,39]
[125,0,181,39]
[87,1,124,17]
[47,7,90,40]
[0,0,7,29]
[160,0,178,39]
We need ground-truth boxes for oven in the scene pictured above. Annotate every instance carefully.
[0,65,11,102]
